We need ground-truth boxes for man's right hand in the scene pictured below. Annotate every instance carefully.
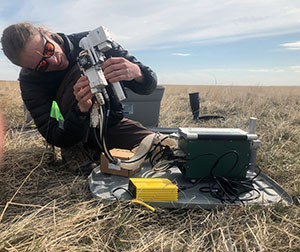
[73,76,93,112]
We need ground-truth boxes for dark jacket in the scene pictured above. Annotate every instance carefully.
[19,31,157,148]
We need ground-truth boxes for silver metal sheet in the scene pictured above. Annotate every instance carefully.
[88,163,292,209]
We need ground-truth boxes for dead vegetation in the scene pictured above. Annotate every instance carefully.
[0,81,299,251]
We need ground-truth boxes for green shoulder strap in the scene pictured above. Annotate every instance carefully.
[50,101,64,129]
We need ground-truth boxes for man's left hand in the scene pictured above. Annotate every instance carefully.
[102,57,144,83]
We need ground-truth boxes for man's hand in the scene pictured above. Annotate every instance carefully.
[102,57,144,83]
[73,76,93,113]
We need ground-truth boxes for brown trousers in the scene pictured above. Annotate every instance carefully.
[107,117,153,150]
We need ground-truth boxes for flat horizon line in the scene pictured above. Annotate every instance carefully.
[0,80,299,87]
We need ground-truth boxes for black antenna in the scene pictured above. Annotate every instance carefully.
[189,92,200,121]
[189,92,226,121]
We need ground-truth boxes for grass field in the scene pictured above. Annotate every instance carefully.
[0,81,299,251]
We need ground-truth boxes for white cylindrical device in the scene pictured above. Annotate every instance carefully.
[112,82,126,101]
[248,117,257,134]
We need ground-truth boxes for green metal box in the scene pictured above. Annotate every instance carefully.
[178,128,255,179]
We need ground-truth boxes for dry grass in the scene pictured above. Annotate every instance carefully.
[0,81,299,251]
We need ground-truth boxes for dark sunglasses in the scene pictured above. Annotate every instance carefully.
[34,30,55,72]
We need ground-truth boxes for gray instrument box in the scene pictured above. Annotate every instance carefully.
[121,86,165,127]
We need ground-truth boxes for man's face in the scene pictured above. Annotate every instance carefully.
[19,31,69,72]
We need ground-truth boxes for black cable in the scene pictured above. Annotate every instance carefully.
[210,173,261,203]
[149,147,166,166]
[120,133,162,164]
[117,134,171,166]
[198,115,226,121]
[207,151,241,203]
[149,145,219,174]
[147,136,170,165]
[111,186,134,200]
[150,146,173,167]
[209,150,239,177]
[91,103,115,162]
[198,151,261,203]
[93,128,104,150]
[97,89,119,164]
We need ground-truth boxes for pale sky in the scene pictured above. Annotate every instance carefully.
[0,0,300,85]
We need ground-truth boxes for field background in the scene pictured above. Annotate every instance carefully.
[0,81,299,251]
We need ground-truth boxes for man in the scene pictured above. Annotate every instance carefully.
[1,22,157,174]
